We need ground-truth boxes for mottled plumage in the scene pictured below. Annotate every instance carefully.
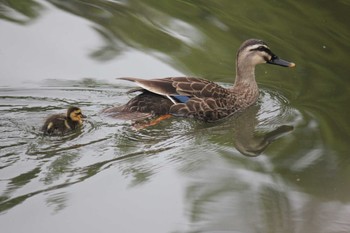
[104,39,295,122]
[42,106,86,135]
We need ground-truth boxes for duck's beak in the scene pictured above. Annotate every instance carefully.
[267,55,295,68]
[78,114,87,125]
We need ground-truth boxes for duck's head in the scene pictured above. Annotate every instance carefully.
[67,106,86,124]
[237,39,295,68]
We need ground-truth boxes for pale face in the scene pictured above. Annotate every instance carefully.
[69,109,85,124]
[241,44,273,65]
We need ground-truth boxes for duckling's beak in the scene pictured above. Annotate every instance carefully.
[267,55,295,68]
[79,114,87,125]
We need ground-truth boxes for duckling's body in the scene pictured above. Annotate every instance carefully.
[104,39,295,122]
[42,106,86,135]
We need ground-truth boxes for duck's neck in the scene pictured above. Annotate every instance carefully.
[231,60,259,105]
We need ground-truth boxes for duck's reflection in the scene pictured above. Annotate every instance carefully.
[224,104,294,157]
[104,101,294,157]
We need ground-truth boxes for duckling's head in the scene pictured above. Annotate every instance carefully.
[237,39,295,68]
[67,106,86,125]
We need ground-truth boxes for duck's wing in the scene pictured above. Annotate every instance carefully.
[42,114,66,133]
[119,77,230,100]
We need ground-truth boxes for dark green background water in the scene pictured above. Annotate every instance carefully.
[1,0,350,232]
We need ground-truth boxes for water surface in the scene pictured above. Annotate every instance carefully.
[1,1,350,233]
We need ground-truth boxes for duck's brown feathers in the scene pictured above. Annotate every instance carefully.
[106,77,240,122]
[120,77,230,98]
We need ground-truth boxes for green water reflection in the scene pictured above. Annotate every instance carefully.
[1,0,350,232]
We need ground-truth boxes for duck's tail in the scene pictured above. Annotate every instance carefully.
[102,106,153,121]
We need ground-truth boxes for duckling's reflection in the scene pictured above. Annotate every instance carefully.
[230,104,293,157]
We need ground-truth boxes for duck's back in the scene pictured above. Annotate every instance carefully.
[42,113,67,135]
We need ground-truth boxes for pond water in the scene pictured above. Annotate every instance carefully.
[1,1,350,233]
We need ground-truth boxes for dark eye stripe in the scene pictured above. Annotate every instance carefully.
[250,46,269,52]
[250,46,275,58]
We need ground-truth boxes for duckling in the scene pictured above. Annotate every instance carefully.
[42,106,86,135]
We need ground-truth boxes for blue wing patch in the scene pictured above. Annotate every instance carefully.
[173,95,190,103]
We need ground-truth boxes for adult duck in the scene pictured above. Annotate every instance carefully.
[104,39,295,122]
